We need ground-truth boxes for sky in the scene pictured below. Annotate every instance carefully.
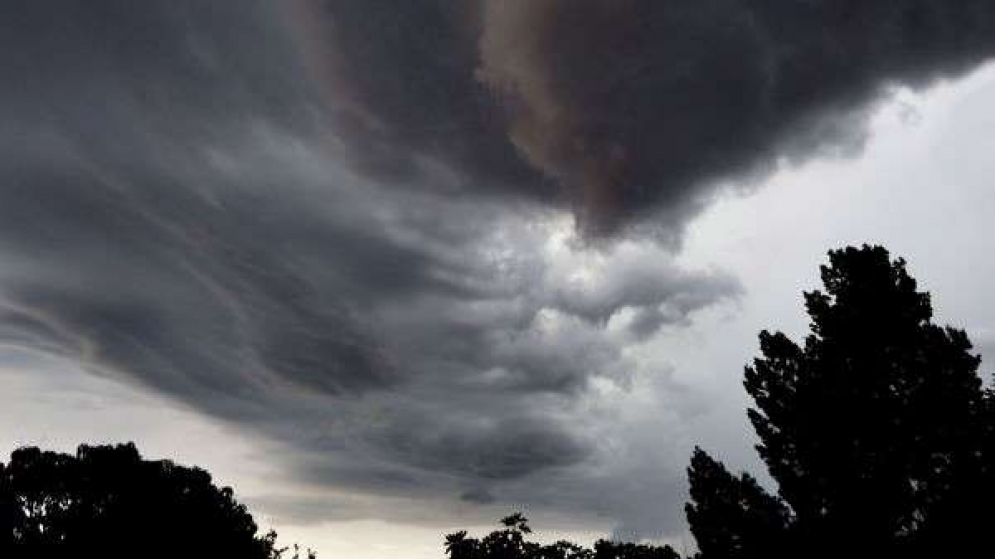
[3,2,995,558]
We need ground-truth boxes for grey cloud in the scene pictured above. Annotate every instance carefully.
[461,488,497,505]
[285,0,539,195]
[973,330,995,377]
[547,256,740,328]
[0,0,738,536]
[380,416,589,481]
[248,490,512,529]
[2,1,312,134]
[294,0,995,235]
[21,0,993,541]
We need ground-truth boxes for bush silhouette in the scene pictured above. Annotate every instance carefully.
[0,442,313,559]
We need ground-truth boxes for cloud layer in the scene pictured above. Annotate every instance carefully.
[3,0,995,540]
[296,0,995,234]
[0,0,742,536]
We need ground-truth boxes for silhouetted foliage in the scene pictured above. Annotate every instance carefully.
[0,442,314,559]
[689,245,995,558]
[0,461,15,556]
[684,448,790,559]
[592,540,680,559]
[445,514,679,559]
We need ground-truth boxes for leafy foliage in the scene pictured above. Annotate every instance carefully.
[445,514,679,559]
[689,245,995,558]
[0,442,313,559]
[684,448,789,559]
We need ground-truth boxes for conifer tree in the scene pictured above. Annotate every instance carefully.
[688,245,993,558]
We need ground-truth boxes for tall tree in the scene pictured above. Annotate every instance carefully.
[688,245,993,558]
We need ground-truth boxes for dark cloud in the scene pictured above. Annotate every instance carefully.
[461,488,497,505]
[0,0,738,537]
[5,0,993,541]
[293,0,995,234]
[285,0,541,194]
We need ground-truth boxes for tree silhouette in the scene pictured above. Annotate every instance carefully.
[444,514,679,559]
[689,245,994,558]
[0,461,15,556]
[0,442,313,559]
[684,448,789,559]
[592,540,680,559]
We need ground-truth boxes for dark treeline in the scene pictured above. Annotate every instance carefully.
[2,245,993,558]
[0,442,314,559]
[446,245,995,559]
[445,513,678,559]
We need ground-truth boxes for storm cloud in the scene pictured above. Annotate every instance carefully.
[0,0,743,536]
[2,0,995,541]
[295,0,995,234]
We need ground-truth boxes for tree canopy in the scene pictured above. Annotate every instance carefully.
[0,442,313,559]
[688,245,994,558]
[444,514,680,559]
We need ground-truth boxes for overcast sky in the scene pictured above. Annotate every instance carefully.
[3,3,995,558]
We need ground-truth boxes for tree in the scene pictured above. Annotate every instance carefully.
[0,461,16,556]
[0,442,313,559]
[592,540,680,559]
[684,448,789,559]
[688,245,994,558]
[444,514,679,559]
